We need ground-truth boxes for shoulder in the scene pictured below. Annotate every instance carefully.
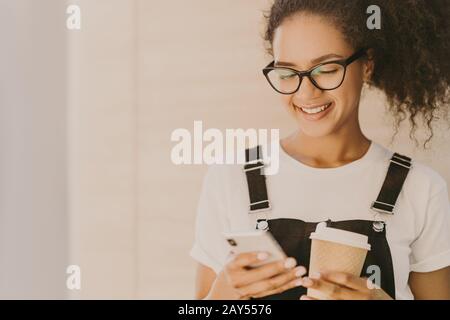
[407,160,448,197]
[375,142,448,198]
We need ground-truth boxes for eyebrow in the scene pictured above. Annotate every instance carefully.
[275,53,344,68]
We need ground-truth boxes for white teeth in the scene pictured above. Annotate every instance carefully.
[300,103,330,114]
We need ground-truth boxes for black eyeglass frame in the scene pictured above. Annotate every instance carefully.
[262,48,368,94]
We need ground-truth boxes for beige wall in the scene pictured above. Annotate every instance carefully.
[67,0,138,299]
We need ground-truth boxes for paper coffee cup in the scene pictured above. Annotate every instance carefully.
[307,222,371,300]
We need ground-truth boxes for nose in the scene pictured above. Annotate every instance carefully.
[293,76,322,101]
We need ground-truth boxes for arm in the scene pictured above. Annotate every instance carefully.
[195,262,242,300]
[409,266,450,300]
[194,253,306,300]
[194,263,217,299]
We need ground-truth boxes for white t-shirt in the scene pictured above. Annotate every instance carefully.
[190,140,450,300]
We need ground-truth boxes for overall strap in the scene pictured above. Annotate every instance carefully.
[244,145,271,230]
[370,152,412,215]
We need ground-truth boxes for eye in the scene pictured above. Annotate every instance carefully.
[275,69,296,80]
[312,64,340,75]
[320,69,338,74]
[280,74,296,80]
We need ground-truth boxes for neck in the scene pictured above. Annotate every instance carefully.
[282,121,371,169]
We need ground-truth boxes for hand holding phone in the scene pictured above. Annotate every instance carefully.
[207,232,306,299]
[222,230,286,268]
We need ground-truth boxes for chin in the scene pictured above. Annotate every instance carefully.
[297,125,336,138]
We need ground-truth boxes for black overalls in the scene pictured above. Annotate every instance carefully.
[243,145,412,300]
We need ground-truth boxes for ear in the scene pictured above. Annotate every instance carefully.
[363,48,375,82]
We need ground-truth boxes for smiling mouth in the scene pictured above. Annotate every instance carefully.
[295,102,332,115]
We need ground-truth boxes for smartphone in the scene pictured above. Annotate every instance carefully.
[222,230,287,268]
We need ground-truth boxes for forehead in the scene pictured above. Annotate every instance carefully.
[272,13,353,67]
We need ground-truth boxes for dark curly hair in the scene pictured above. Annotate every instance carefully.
[264,0,450,148]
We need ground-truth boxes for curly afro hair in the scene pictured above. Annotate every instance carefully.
[264,0,450,148]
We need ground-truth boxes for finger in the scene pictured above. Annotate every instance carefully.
[250,278,303,299]
[300,295,317,300]
[235,257,297,287]
[300,276,368,300]
[239,266,306,298]
[300,276,342,298]
[319,271,370,292]
[331,288,371,300]
[300,277,336,294]
[227,252,270,270]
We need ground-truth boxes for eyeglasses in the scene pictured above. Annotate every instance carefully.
[262,48,367,95]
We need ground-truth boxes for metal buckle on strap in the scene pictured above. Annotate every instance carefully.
[245,159,263,165]
[370,200,395,214]
[390,154,411,169]
[243,162,265,172]
[249,200,271,213]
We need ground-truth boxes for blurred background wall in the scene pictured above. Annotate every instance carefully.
[0,0,448,299]
[66,0,138,299]
[0,0,68,298]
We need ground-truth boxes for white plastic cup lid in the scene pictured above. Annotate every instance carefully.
[309,222,371,251]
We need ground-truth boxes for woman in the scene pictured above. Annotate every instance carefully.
[190,0,450,300]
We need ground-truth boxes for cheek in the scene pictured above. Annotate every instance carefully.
[281,95,294,109]
[333,69,364,109]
